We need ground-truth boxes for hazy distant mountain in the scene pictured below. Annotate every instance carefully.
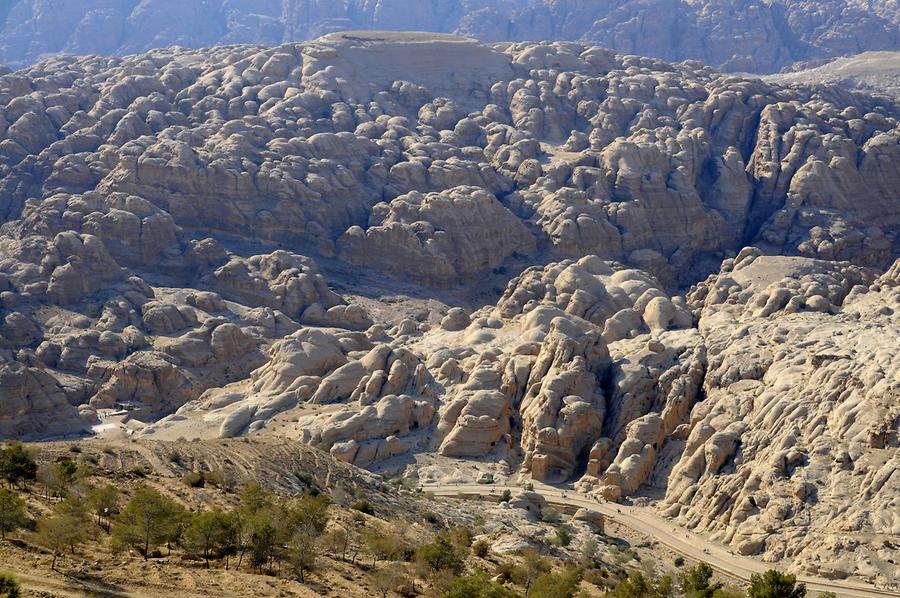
[0,0,897,73]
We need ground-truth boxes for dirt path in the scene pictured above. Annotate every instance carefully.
[425,483,899,598]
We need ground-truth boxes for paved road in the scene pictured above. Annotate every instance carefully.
[425,482,899,598]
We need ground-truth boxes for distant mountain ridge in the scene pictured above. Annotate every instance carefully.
[0,0,898,73]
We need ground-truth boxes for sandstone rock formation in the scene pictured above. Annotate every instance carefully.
[0,33,896,582]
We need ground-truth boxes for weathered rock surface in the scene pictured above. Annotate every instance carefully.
[339,186,534,286]
[0,34,896,582]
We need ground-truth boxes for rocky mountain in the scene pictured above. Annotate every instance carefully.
[766,51,900,99]
[0,31,897,583]
[0,0,898,73]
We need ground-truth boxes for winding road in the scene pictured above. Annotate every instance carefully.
[424,482,898,598]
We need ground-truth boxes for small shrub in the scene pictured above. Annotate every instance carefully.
[500,489,512,503]
[583,567,608,588]
[540,506,561,523]
[68,445,81,454]
[424,512,440,525]
[554,525,573,547]
[472,539,490,558]
[0,571,21,598]
[168,451,183,465]
[495,561,515,583]
[351,499,374,515]
[127,466,148,478]
[674,556,685,567]
[181,472,205,488]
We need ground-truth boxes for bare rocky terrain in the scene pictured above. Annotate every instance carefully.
[0,0,898,73]
[765,51,900,99]
[0,30,897,587]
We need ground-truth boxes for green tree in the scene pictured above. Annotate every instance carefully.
[239,483,272,511]
[112,485,185,559]
[88,484,119,533]
[529,569,581,598]
[553,525,573,547]
[185,510,234,568]
[363,526,407,567]
[609,572,674,598]
[0,444,36,489]
[324,525,349,561]
[288,523,320,582]
[510,549,550,594]
[0,572,20,598]
[232,508,276,572]
[444,572,519,598]
[231,483,275,571]
[416,534,465,577]
[0,489,26,539]
[37,459,85,500]
[679,562,723,598]
[281,492,331,537]
[372,563,409,598]
[249,518,278,573]
[748,570,805,598]
[581,537,599,562]
[36,510,88,570]
[35,499,90,570]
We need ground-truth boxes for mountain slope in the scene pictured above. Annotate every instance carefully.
[0,32,897,583]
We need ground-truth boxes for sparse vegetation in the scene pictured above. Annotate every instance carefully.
[748,570,806,598]
[351,499,375,515]
[0,572,20,598]
[0,443,858,598]
[529,568,582,598]
[472,539,490,558]
[181,471,206,487]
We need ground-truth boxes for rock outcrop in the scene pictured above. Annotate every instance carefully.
[0,34,896,582]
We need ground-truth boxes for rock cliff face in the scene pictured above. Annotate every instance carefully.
[0,1,897,73]
[0,33,897,581]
